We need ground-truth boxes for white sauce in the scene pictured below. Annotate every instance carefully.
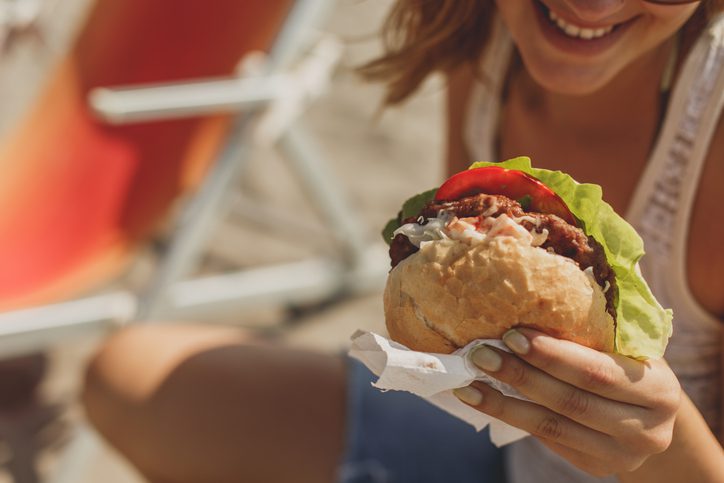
[394,211,549,248]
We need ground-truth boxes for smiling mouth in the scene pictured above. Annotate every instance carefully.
[537,1,620,41]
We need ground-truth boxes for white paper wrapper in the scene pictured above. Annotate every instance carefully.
[349,330,530,447]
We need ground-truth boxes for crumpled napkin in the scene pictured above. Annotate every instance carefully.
[348,330,531,447]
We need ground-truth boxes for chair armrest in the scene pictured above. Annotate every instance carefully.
[88,72,286,125]
[0,292,136,358]
[88,32,343,136]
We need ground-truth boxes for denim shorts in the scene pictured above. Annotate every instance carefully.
[338,358,507,483]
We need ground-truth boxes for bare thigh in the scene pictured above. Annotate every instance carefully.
[82,324,347,483]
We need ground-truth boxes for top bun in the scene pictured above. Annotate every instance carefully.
[384,236,615,354]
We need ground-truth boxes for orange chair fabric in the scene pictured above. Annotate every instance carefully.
[0,0,292,310]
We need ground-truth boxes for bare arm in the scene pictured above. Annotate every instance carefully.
[617,392,724,483]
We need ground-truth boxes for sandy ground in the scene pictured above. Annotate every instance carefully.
[0,1,446,482]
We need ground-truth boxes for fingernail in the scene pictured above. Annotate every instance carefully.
[453,386,483,406]
[503,329,530,354]
[471,346,502,372]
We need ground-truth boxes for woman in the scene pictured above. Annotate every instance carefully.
[82,1,724,482]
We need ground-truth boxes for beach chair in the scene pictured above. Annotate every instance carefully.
[0,0,387,480]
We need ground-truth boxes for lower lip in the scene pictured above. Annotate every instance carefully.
[532,0,632,57]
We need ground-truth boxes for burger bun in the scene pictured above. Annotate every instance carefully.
[383,236,615,353]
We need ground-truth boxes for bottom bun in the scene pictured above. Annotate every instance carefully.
[384,237,615,354]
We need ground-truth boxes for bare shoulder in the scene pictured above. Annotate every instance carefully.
[687,110,724,321]
[444,64,476,176]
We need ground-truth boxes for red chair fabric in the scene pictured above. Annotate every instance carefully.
[0,0,292,310]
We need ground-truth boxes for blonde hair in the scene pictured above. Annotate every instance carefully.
[361,0,724,106]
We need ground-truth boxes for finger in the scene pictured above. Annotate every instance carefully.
[501,329,677,408]
[469,345,645,435]
[453,382,617,458]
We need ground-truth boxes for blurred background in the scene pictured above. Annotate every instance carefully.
[0,0,446,481]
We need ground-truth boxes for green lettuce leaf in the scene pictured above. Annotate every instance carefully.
[469,157,672,359]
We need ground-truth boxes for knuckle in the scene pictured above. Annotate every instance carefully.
[647,386,681,416]
[507,362,529,387]
[615,418,646,440]
[534,415,564,441]
[556,388,590,417]
[580,362,615,391]
[644,428,674,454]
[480,389,505,418]
[487,401,505,419]
[616,422,673,456]
[646,364,682,412]
[661,382,682,412]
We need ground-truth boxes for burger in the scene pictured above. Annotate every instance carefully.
[382,157,672,359]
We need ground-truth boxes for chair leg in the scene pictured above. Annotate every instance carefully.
[276,123,369,269]
[140,118,389,322]
[137,115,260,321]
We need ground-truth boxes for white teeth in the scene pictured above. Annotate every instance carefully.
[579,28,595,40]
[547,9,614,40]
[564,23,580,37]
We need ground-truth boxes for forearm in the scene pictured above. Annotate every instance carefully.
[617,393,724,483]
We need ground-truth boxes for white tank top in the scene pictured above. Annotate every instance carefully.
[464,14,724,483]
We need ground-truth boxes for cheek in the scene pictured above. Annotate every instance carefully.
[639,3,700,38]
[625,4,698,60]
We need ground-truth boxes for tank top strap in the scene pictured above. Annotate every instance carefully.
[626,13,724,328]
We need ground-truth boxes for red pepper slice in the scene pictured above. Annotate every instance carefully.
[434,166,577,225]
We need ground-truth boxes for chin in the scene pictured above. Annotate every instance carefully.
[521,53,618,96]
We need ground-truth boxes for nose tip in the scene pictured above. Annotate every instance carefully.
[562,0,625,23]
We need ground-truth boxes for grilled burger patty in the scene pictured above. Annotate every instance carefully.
[389,193,617,317]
